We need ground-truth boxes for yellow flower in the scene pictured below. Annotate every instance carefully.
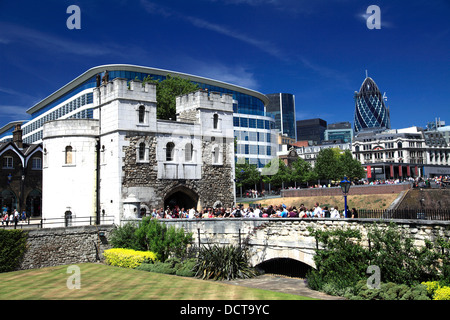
[103,248,157,268]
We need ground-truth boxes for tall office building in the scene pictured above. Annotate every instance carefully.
[354,77,390,134]
[296,118,327,145]
[324,122,353,143]
[266,93,297,140]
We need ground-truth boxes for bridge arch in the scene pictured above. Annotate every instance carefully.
[248,244,316,270]
[255,258,313,278]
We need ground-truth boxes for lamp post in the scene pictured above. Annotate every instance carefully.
[340,176,351,218]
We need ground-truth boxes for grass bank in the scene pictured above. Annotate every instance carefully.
[241,193,399,211]
[0,263,313,300]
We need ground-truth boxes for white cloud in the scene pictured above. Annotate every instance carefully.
[0,105,31,118]
[181,57,260,89]
[0,22,142,58]
[140,0,286,60]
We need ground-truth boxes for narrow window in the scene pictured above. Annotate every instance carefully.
[213,146,220,164]
[213,114,219,129]
[138,105,145,123]
[32,157,42,170]
[3,156,13,169]
[65,146,73,164]
[185,143,193,161]
[166,142,175,161]
[138,143,145,161]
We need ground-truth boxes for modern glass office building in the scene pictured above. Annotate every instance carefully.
[0,64,277,168]
[266,93,297,140]
[354,77,390,134]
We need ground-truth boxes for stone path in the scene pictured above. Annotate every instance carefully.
[223,274,346,300]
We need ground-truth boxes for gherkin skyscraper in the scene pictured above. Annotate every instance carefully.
[353,77,390,134]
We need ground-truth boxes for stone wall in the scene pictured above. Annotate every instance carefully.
[18,225,114,270]
[122,134,235,211]
[162,218,450,268]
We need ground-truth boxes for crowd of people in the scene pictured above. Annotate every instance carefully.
[144,202,358,220]
[1,205,29,228]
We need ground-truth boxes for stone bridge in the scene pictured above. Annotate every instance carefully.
[162,218,450,269]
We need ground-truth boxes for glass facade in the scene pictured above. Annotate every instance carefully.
[3,65,276,168]
[354,77,390,134]
[266,93,296,140]
[296,118,327,145]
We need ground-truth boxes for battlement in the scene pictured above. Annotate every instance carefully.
[176,90,234,114]
[93,77,157,106]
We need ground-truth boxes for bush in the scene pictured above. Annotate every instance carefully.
[103,248,157,269]
[109,218,194,262]
[137,261,176,274]
[109,222,140,250]
[433,286,450,300]
[422,281,441,297]
[136,257,197,277]
[134,217,193,261]
[367,223,442,286]
[194,244,257,281]
[345,280,430,300]
[306,227,369,292]
[176,258,197,277]
[422,281,450,300]
[0,229,28,273]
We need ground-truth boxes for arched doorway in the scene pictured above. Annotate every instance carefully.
[26,189,42,217]
[0,189,17,213]
[164,186,199,211]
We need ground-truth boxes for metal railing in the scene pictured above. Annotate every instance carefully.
[358,209,450,221]
[0,215,115,229]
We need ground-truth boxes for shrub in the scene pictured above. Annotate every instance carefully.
[136,257,197,277]
[345,280,430,300]
[175,258,197,277]
[109,218,194,262]
[137,261,176,274]
[422,281,441,297]
[367,222,442,286]
[306,227,369,292]
[109,222,140,250]
[103,248,157,269]
[134,217,193,261]
[194,244,257,281]
[433,286,450,300]
[0,229,28,273]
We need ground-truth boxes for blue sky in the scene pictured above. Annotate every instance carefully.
[0,0,449,131]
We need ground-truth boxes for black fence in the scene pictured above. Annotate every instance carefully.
[358,209,450,221]
[0,215,115,229]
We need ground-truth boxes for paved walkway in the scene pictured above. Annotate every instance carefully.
[223,274,346,300]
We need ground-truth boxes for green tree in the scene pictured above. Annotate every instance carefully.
[143,74,200,120]
[338,150,365,181]
[290,157,313,186]
[262,158,292,188]
[314,148,340,182]
[235,160,261,190]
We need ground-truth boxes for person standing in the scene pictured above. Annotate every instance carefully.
[330,206,340,218]
[351,208,358,218]
[13,208,19,229]
[313,202,323,218]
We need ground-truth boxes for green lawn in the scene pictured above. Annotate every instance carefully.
[0,263,313,300]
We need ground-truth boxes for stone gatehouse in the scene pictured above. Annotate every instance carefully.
[42,78,236,226]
